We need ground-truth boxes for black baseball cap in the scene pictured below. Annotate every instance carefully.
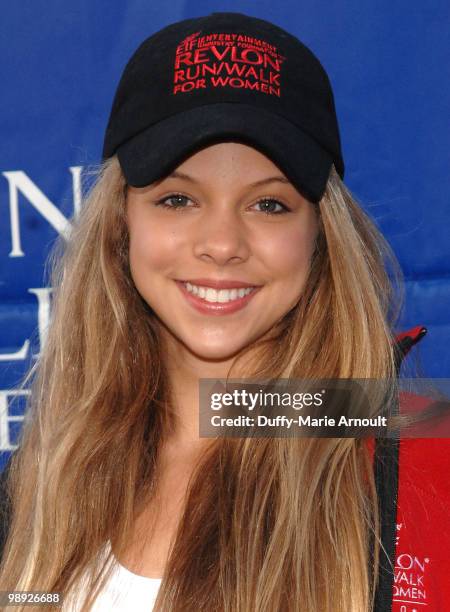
[102,12,345,203]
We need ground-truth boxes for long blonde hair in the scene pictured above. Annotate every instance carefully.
[0,157,405,611]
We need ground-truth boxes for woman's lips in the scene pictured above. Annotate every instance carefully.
[175,280,261,315]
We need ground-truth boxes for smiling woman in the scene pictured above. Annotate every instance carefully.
[0,11,446,612]
[126,143,319,363]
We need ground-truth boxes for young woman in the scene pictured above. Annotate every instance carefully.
[0,11,449,612]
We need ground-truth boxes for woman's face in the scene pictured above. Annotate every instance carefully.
[126,142,319,362]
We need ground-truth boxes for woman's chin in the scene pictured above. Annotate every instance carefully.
[182,339,250,364]
[157,319,267,368]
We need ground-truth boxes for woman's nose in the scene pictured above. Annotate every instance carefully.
[192,206,251,265]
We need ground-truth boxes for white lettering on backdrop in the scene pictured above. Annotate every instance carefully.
[1,167,82,450]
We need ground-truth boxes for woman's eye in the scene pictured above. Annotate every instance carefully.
[155,194,289,214]
[254,198,289,215]
[156,194,192,209]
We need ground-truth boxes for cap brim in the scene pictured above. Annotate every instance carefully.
[116,103,333,203]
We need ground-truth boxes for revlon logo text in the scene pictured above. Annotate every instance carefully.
[173,31,285,97]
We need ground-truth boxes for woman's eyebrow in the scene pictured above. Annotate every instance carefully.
[166,170,290,188]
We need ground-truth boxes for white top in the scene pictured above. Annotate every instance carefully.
[63,542,162,611]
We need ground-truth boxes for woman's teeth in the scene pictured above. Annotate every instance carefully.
[184,282,255,303]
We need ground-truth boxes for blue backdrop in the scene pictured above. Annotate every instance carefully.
[1,1,449,467]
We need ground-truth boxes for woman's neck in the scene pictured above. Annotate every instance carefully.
[161,335,237,448]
